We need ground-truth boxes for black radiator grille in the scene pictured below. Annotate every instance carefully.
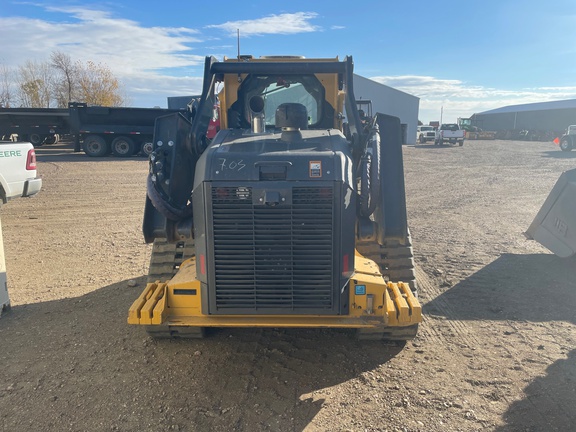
[210,186,335,313]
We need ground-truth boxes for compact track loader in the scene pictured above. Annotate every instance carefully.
[129,55,421,340]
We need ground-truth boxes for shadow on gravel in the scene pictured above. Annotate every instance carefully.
[0,277,404,431]
[413,144,461,149]
[540,150,576,159]
[424,254,576,431]
[495,348,576,432]
[34,142,148,163]
[423,253,576,323]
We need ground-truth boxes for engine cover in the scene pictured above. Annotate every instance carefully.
[192,128,357,315]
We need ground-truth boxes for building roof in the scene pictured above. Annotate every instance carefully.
[479,99,576,115]
[354,74,419,101]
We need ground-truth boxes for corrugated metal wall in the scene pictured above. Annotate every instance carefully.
[353,75,420,145]
[472,108,576,133]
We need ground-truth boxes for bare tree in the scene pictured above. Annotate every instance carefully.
[0,64,14,107]
[17,60,53,107]
[77,61,125,107]
[50,51,79,107]
[12,53,126,108]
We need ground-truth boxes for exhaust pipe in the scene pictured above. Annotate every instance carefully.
[249,95,265,133]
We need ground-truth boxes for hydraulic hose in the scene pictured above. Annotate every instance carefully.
[359,122,381,217]
[146,173,193,221]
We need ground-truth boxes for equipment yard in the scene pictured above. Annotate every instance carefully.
[1,139,575,431]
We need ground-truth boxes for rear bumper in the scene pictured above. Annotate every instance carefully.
[22,177,42,197]
[128,254,422,330]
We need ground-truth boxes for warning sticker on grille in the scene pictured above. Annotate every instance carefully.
[309,161,322,178]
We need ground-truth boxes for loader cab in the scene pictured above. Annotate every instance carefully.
[216,56,346,134]
[224,74,327,129]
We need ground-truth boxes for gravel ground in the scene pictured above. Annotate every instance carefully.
[0,138,575,432]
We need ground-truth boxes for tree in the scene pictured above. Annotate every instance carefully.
[77,61,125,107]
[17,60,53,108]
[9,53,126,108]
[51,51,79,108]
[0,64,14,107]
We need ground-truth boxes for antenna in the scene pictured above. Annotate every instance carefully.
[237,29,240,60]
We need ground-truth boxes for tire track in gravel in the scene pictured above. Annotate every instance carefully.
[415,265,483,348]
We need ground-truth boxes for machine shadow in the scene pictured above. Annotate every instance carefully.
[0,277,404,431]
[413,143,455,149]
[495,349,576,431]
[540,150,576,159]
[424,253,576,324]
[424,253,576,431]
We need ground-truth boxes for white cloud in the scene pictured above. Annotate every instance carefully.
[0,9,204,72]
[121,72,204,106]
[370,75,576,123]
[0,5,205,106]
[206,12,320,36]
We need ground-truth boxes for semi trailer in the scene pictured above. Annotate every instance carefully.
[0,104,190,157]
[0,107,69,146]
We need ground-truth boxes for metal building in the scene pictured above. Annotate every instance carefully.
[471,99,576,135]
[168,74,420,144]
[353,74,420,145]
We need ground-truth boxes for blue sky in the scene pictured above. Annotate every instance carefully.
[1,0,575,123]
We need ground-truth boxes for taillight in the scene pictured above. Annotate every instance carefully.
[26,149,37,170]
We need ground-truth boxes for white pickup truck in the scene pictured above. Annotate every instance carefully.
[0,140,42,316]
[435,123,465,146]
[0,141,42,205]
[417,125,437,144]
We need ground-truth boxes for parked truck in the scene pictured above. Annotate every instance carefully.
[435,123,465,146]
[557,125,576,152]
[68,102,190,157]
[0,107,69,146]
[0,140,42,205]
[0,139,42,316]
[0,104,190,157]
[417,125,437,143]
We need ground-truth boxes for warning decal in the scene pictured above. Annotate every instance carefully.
[309,161,322,178]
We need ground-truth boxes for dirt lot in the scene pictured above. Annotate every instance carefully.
[1,138,575,432]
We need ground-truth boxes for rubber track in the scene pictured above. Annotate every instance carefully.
[356,232,417,293]
[356,232,419,341]
[147,238,195,284]
[145,238,203,339]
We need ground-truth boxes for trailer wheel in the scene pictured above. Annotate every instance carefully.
[141,141,154,157]
[560,138,573,152]
[29,133,44,146]
[111,136,135,157]
[44,134,59,145]
[82,135,110,157]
